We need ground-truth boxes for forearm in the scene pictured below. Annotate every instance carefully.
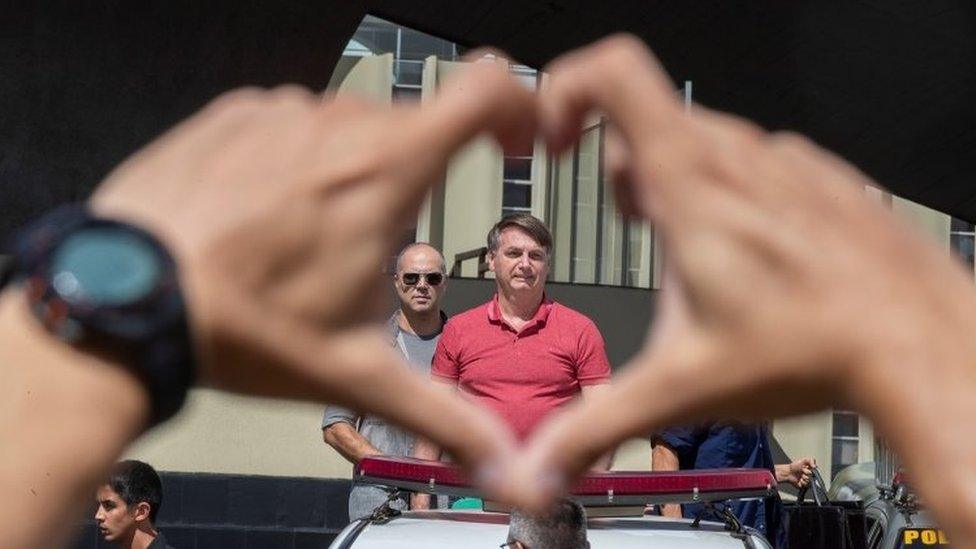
[774,464,791,483]
[408,435,441,510]
[651,442,681,518]
[0,289,150,548]
[406,380,457,462]
[323,423,382,464]
[651,443,679,472]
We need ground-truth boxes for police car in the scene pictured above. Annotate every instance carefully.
[829,464,948,549]
[328,456,777,548]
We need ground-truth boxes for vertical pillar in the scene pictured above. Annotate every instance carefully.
[336,53,393,104]
[415,55,445,250]
[437,60,504,277]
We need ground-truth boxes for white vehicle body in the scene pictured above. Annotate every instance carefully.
[329,509,773,548]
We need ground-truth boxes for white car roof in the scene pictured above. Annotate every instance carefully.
[331,510,771,548]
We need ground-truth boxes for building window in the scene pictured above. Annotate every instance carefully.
[950,217,975,272]
[501,65,540,218]
[502,156,534,217]
[831,410,860,479]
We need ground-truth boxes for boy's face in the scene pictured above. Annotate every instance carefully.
[94,484,137,542]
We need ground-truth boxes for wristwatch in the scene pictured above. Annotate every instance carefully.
[0,203,195,426]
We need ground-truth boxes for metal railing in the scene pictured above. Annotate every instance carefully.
[451,247,489,278]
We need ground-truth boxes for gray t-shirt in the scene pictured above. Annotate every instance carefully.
[323,319,443,521]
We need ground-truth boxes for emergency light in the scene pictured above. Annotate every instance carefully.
[355,456,777,506]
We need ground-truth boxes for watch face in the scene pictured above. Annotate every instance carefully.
[50,228,163,306]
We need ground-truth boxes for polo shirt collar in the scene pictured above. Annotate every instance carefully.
[488,293,553,331]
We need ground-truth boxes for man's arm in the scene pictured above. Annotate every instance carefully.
[410,379,457,510]
[323,417,382,464]
[650,441,682,519]
[0,289,150,549]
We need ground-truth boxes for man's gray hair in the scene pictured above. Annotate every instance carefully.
[486,213,552,256]
[507,499,589,549]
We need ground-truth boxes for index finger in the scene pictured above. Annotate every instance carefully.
[539,35,683,153]
[398,59,537,191]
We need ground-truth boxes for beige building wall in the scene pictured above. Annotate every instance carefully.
[125,389,349,478]
[613,438,652,471]
[336,53,393,104]
[773,412,833,478]
[435,59,504,276]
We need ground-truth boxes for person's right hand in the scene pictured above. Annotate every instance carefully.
[780,457,817,489]
[88,60,536,502]
[510,35,976,544]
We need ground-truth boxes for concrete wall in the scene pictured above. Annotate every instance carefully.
[773,412,833,476]
[125,389,348,478]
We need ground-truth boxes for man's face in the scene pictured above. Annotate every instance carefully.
[490,227,549,295]
[94,485,138,542]
[394,246,446,315]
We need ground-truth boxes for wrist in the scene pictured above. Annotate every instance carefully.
[0,287,150,547]
[0,287,150,434]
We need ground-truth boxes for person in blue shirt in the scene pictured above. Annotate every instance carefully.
[652,422,816,548]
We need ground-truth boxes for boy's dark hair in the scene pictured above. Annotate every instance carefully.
[486,213,553,256]
[109,460,163,523]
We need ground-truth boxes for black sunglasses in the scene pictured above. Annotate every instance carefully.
[400,272,444,286]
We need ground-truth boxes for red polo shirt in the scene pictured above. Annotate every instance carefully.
[432,294,611,441]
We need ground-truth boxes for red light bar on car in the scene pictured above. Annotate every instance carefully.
[355,456,777,506]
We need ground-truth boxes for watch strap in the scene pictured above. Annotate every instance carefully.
[4,203,194,427]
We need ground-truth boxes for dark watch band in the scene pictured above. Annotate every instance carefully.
[2,203,195,426]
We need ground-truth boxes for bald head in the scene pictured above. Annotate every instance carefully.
[393,242,447,317]
[396,242,445,274]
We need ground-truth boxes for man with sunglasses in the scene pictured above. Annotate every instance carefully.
[412,213,612,509]
[323,242,450,521]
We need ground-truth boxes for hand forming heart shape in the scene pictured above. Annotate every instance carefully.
[89,35,976,545]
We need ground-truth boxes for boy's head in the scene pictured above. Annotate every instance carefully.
[94,460,163,543]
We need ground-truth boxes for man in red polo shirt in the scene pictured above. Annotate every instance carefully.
[412,213,612,509]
